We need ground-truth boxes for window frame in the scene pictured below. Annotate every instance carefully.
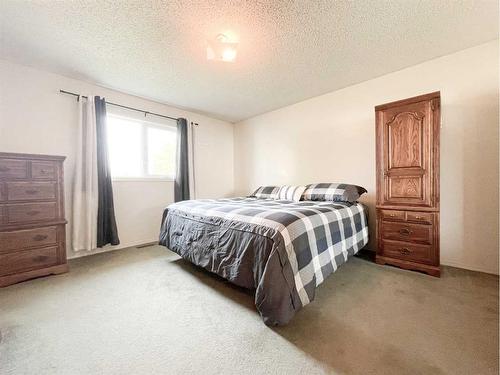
[106,113,177,182]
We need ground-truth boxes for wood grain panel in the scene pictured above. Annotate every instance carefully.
[388,112,423,168]
[0,159,28,179]
[6,182,56,201]
[0,246,58,276]
[6,202,57,224]
[389,177,422,199]
[0,226,58,252]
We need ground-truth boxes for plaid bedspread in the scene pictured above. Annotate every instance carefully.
[162,197,369,308]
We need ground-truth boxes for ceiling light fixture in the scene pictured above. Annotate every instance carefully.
[207,33,238,63]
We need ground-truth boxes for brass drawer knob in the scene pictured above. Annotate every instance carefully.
[399,228,411,236]
[33,234,48,241]
[399,247,412,255]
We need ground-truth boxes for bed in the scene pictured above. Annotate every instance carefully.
[159,196,369,325]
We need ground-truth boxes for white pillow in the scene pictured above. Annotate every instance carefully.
[277,185,306,202]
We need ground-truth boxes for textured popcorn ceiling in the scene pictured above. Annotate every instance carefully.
[0,1,498,122]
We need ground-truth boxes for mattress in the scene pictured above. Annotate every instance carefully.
[159,197,369,325]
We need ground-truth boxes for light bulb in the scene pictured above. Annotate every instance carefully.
[207,33,238,63]
[221,47,237,62]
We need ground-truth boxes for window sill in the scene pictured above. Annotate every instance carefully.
[112,177,175,182]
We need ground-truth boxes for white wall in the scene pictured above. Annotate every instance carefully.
[0,60,234,259]
[234,41,499,275]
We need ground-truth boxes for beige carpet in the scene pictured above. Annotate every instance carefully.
[0,245,498,375]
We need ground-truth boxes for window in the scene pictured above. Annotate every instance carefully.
[106,114,177,180]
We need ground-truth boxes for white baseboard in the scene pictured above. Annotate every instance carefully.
[69,242,499,275]
[362,247,498,275]
[441,259,499,276]
[68,239,159,260]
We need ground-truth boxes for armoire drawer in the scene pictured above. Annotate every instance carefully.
[0,246,59,276]
[5,202,57,224]
[0,159,28,179]
[380,221,433,245]
[0,226,58,253]
[406,211,433,225]
[379,209,406,222]
[381,240,434,265]
[6,181,57,201]
[32,161,57,180]
[379,209,434,225]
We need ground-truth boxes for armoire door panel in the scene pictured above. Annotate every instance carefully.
[388,176,423,199]
[380,100,433,206]
[387,111,424,169]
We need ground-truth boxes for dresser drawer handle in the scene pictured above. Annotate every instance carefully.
[399,228,411,236]
[26,210,41,216]
[399,247,412,255]
[0,166,9,172]
[33,234,48,241]
[25,189,39,195]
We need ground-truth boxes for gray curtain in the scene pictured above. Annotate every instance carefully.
[175,118,190,202]
[95,96,120,247]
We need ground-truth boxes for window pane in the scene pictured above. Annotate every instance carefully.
[147,126,176,177]
[107,116,143,177]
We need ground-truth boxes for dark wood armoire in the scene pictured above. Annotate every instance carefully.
[375,92,440,277]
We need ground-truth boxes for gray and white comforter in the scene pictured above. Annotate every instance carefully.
[159,197,369,325]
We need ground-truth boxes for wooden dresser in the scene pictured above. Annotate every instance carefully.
[375,92,440,277]
[0,152,68,287]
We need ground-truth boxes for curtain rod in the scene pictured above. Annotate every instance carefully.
[59,89,180,122]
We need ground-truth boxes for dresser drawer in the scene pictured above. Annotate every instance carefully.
[0,226,58,253]
[32,161,57,180]
[0,159,28,179]
[0,246,59,276]
[381,240,434,265]
[406,211,433,225]
[6,202,57,224]
[6,182,57,201]
[380,221,433,245]
[380,209,406,222]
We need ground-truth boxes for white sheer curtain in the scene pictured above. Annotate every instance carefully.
[72,96,98,251]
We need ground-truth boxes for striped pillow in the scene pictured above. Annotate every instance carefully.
[301,183,367,203]
[277,185,306,202]
[250,186,280,199]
